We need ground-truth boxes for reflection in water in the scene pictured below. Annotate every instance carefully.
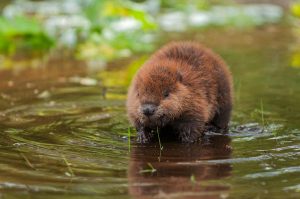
[128,134,232,199]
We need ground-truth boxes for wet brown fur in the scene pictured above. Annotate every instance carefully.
[126,41,233,143]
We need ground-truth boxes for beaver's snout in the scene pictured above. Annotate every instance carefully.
[141,104,157,117]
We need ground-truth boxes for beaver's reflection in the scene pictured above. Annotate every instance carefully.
[128,134,232,199]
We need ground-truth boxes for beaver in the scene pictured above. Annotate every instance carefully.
[126,41,233,143]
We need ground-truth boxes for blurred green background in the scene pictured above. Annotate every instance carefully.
[0,0,298,68]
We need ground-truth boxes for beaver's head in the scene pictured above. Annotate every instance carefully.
[133,59,190,129]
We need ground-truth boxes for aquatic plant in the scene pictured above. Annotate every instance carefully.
[0,16,54,55]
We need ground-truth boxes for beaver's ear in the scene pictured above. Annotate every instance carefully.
[176,72,183,82]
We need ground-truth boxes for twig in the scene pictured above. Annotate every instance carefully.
[20,153,35,169]
[139,162,157,174]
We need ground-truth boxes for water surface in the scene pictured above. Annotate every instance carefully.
[0,25,300,199]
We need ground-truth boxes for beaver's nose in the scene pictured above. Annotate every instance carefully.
[142,104,157,116]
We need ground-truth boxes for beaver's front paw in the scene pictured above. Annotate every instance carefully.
[137,129,155,143]
[137,131,149,143]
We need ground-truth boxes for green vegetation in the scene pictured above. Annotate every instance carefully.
[0,0,157,61]
[84,0,157,31]
[78,0,157,61]
[291,2,300,17]
[291,1,300,68]
[0,16,54,55]
[0,0,286,65]
[190,174,197,184]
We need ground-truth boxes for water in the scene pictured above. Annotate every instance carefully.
[0,25,300,199]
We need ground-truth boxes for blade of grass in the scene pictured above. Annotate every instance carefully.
[61,154,75,177]
[156,127,163,161]
[139,162,157,174]
[128,127,131,152]
[260,99,265,129]
[190,174,196,184]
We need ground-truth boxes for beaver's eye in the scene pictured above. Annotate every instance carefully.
[163,90,169,98]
